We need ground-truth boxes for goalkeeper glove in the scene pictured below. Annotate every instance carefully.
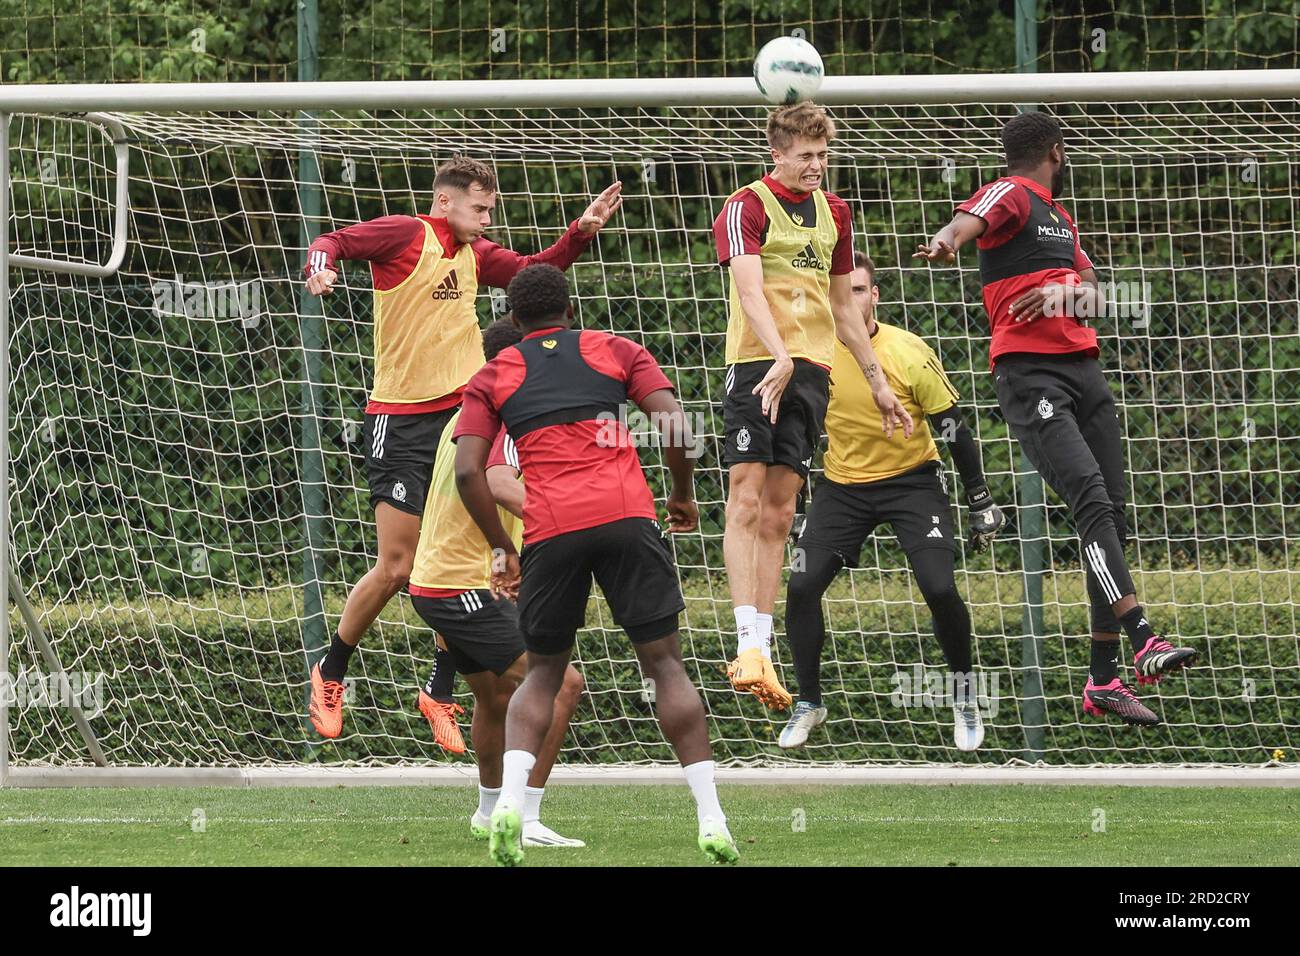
[965,485,1005,552]
[788,485,809,545]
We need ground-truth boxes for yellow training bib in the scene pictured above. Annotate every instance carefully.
[724,180,839,367]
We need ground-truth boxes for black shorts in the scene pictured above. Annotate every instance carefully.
[991,352,1125,518]
[517,517,685,654]
[722,358,830,478]
[361,406,459,516]
[795,462,956,567]
[410,589,524,676]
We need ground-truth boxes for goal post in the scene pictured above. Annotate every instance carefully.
[2,70,1299,780]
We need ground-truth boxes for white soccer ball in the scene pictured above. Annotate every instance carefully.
[753,36,825,105]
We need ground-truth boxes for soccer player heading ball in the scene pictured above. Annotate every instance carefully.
[713,102,913,711]
[916,111,1197,724]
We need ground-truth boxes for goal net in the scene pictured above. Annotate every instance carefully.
[4,81,1297,768]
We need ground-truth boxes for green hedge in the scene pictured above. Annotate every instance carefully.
[9,568,1297,766]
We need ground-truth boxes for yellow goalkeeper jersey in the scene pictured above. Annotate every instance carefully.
[823,319,961,484]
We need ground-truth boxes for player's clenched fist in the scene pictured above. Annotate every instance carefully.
[306,268,338,296]
[666,488,699,534]
[490,549,521,600]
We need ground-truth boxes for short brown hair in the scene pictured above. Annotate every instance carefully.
[766,102,836,151]
[853,251,875,283]
[433,155,498,195]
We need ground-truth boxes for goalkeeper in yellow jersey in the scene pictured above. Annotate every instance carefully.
[408,317,586,848]
[779,253,1005,752]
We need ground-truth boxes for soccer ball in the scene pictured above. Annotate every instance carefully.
[753,36,825,105]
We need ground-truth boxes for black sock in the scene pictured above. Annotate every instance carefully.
[1119,606,1156,655]
[319,633,356,684]
[423,645,457,702]
[1089,638,1120,684]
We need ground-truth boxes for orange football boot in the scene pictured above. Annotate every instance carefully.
[308,662,346,738]
[417,690,467,754]
[727,648,792,710]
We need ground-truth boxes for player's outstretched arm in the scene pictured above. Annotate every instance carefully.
[729,254,794,423]
[829,273,913,439]
[576,181,624,234]
[474,182,623,288]
[638,387,698,534]
[913,211,987,264]
[455,435,520,597]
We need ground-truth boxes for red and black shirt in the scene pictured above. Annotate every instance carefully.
[956,175,1097,364]
[453,327,674,545]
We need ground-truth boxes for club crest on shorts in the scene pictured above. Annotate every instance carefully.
[736,427,751,452]
[1037,396,1054,420]
[392,481,407,502]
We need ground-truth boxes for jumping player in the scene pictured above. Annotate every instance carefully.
[301,156,621,738]
[915,111,1195,725]
[713,102,912,711]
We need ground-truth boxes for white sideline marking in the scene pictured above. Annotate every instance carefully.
[3,813,1293,827]
[6,765,1300,789]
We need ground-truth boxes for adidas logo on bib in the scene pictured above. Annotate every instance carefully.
[790,242,826,270]
[431,270,463,300]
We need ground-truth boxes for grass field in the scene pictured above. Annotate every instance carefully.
[2,784,1296,866]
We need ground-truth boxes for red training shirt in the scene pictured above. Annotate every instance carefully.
[957,175,1097,363]
[453,327,674,545]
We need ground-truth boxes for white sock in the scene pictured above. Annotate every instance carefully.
[683,759,725,828]
[524,785,545,823]
[734,605,759,655]
[756,612,773,660]
[500,750,535,812]
[477,785,500,818]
